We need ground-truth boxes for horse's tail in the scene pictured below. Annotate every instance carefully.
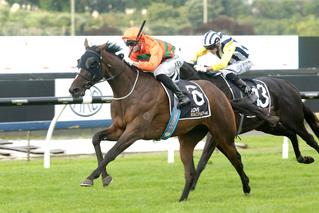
[303,103,319,138]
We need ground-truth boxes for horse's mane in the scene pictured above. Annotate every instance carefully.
[104,41,146,74]
[105,41,122,54]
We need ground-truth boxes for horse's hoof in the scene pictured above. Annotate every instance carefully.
[179,197,187,202]
[297,156,315,164]
[304,156,315,164]
[102,176,112,187]
[80,179,93,187]
[243,185,251,194]
[190,181,197,191]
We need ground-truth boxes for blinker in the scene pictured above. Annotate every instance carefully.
[77,48,103,81]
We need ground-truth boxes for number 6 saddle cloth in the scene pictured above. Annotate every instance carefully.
[160,80,211,140]
[164,80,211,120]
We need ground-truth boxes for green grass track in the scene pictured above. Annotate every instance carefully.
[0,134,319,213]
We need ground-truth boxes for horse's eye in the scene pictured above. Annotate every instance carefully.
[89,61,98,68]
[85,57,98,70]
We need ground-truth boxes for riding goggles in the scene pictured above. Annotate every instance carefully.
[125,40,138,47]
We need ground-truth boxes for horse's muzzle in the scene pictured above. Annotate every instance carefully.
[69,87,84,98]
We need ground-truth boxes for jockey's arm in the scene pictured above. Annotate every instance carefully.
[135,42,163,72]
[208,41,236,72]
[192,47,209,62]
[130,51,138,62]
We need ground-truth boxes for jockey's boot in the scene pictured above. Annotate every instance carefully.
[241,82,258,104]
[231,76,258,103]
[226,74,279,127]
[156,74,191,109]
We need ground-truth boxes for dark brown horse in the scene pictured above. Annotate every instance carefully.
[69,40,250,201]
[180,62,319,190]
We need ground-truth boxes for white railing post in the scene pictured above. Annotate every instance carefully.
[282,136,289,159]
[167,140,175,163]
[44,104,67,168]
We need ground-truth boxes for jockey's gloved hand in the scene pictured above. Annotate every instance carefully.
[194,64,208,72]
[189,59,197,65]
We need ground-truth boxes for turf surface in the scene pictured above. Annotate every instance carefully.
[0,134,318,213]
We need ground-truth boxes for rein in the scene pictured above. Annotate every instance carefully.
[100,52,139,100]
[112,68,139,100]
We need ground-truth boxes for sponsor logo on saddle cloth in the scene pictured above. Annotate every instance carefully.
[160,80,211,140]
[230,79,271,109]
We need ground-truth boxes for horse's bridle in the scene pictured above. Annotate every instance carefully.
[77,47,139,100]
[77,48,125,84]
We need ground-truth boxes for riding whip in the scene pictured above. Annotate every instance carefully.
[128,20,146,57]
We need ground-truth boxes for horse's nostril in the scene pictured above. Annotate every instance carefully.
[69,87,79,95]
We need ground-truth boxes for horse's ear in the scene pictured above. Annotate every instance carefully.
[84,38,89,49]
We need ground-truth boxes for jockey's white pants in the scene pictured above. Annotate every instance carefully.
[153,54,183,82]
[221,59,253,77]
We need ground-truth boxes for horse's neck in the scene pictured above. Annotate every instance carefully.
[108,66,138,99]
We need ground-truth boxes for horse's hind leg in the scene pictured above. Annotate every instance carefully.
[178,127,207,202]
[261,125,314,164]
[295,126,319,160]
[277,107,319,163]
[218,142,250,194]
[191,133,217,191]
[286,132,314,164]
[275,97,318,162]
[281,131,315,164]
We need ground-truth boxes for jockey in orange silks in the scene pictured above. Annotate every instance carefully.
[122,27,190,108]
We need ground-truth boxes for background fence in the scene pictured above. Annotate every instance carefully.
[0,68,318,133]
[0,69,318,168]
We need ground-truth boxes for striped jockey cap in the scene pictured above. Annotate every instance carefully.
[202,30,221,48]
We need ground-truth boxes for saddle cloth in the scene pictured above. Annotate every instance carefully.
[159,80,211,140]
[225,77,271,110]
[223,76,272,134]
[163,80,211,120]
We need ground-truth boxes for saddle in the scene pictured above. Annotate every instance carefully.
[206,72,271,110]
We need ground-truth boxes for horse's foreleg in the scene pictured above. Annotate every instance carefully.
[80,126,122,187]
[80,132,106,187]
[82,125,143,187]
[231,100,279,127]
[92,131,109,179]
[191,133,217,191]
